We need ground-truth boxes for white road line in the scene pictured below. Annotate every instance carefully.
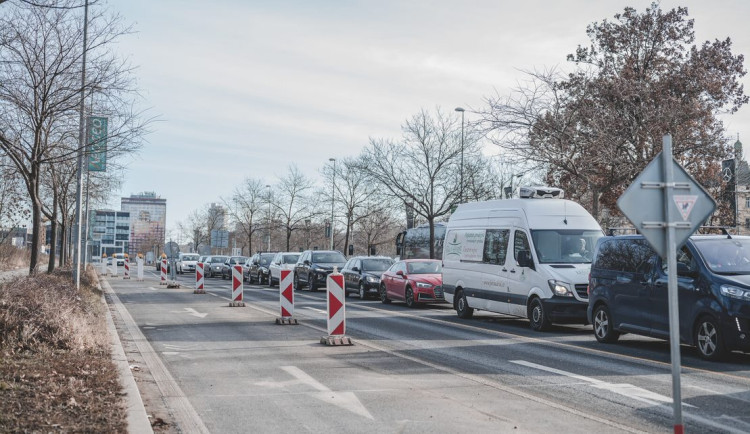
[281,366,373,419]
[304,307,327,314]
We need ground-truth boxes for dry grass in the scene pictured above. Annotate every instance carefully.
[0,245,33,272]
[0,267,127,432]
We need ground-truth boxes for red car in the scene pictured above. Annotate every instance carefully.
[379,259,445,308]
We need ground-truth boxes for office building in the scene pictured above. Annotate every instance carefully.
[121,192,166,260]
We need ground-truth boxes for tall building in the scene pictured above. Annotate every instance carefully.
[121,192,166,260]
[88,210,130,257]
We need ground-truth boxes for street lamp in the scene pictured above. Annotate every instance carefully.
[329,158,336,251]
[266,184,271,251]
[454,107,465,204]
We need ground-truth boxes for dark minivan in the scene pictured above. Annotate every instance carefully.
[588,234,750,361]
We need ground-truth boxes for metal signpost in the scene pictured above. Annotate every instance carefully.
[617,135,716,434]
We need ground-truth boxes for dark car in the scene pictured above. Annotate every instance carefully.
[245,252,277,285]
[220,256,248,280]
[380,259,444,308]
[293,250,347,291]
[588,234,750,361]
[341,256,395,299]
[204,255,229,278]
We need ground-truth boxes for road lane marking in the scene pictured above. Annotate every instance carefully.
[304,307,327,314]
[510,360,677,406]
[166,308,207,318]
[281,366,373,420]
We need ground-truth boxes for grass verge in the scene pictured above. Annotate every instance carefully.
[0,267,127,432]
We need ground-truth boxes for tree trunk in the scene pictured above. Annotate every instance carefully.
[286,227,292,251]
[344,210,352,257]
[428,216,435,259]
[29,195,41,276]
[48,218,58,273]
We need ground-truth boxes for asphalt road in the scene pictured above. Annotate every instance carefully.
[105,268,750,433]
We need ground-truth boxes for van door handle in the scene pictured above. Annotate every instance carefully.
[509,269,516,274]
[502,268,508,272]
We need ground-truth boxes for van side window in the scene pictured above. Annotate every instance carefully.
[661,246,696,273]
[513,230,530,261]
[483,229,509,265]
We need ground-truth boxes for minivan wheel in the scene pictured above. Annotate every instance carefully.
[455,290,474,319]
[695,316,727,361]
[380,284,391,304]
[528,298,551,331]
[593,304,620,343]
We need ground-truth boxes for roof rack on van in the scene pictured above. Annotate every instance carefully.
[518,186,564,199]
[696,226,732,238]
[606,227,638,236]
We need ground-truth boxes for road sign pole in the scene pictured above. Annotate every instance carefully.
[663,135,684,434]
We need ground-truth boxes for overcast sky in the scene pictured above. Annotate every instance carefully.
[108,0,750,235]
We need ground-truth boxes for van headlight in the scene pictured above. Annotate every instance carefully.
[549,280,573,297]
[720,285,750,300]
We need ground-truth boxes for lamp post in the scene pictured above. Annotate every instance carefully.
[265,184,271,251]
[454,107,465,203]
[329,158,336,251]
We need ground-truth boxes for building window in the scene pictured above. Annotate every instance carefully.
[746,197,750,209]
[746,218,750,229]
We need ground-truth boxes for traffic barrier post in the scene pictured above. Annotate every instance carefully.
[159,258,167,285]
[229,264,245,306]
[275,269,298,325]
[320,267,352,345]
[100,255,108,276]
[136,255,144,281]
[111,258,118,277]
[123,260,130,279]
[194,262,205,294]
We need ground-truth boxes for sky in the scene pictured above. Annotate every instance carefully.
[106,0,750,236]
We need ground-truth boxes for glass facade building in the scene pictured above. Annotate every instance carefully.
[89,210,130,257]
[121,192,167,261]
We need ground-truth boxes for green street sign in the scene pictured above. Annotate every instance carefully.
[87,116,108,172]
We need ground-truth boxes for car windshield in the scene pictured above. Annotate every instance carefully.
[260,254,275,265]
[182,255,199,261]
[694,238,750,274]
[312,252,346,263]
[530,230,603,264]
[362,259,393,271]
[283,254,300,264]
[231,257,247,264]
[406,261,441,274]
[212,256,228,263]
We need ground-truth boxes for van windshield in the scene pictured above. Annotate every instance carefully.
[693,238,750,274]
[530,230,603,264]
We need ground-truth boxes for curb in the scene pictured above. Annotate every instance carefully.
[98,277,154,434]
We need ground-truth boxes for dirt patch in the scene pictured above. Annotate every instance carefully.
[0,268,127,432]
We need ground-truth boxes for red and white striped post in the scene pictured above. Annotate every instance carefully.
[194,262,205,294]
[230,264,245,306]
[159,258,167,285]
[320,268,352,345]
[123,260,130,279]
[275,269,297,325]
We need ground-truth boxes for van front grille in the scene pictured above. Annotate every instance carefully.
[574,284,588,299]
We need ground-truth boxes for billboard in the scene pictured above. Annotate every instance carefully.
[87,116,108,172]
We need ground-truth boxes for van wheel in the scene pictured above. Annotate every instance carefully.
[528,298,551,331]
[695,316,727,361]
[455,290,473,319]
[593,304,620,343]
[380,284,391,304]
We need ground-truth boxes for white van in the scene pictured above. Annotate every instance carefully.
[442,188,603,331]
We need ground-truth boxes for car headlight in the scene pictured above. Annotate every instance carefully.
[416,282,432,289]
[720,285,750,300]
[549,280,573,297]
[366,276,379,283]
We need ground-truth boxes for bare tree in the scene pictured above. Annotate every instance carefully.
[177,208,209,253]
[272,165,318,251]
[223,177,265,255]
[0,2,150,274]
[359,108,486,258]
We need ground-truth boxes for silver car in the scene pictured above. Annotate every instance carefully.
[268,252,301,287]
[204,255,229,278]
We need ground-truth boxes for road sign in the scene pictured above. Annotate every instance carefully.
[210,230,229,248]
[617,135,717,434]
[617,149,716,259]
[164,241,180,259]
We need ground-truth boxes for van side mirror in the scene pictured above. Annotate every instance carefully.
[676,262,698,278]
[304,260,311,266]
[352,266,360,272]
[517,250,533,268]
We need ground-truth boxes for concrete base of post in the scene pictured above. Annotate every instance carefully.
[159,281,167,286]
[276,317,298,325]
[320,335,353,346]
[229,301,245,307]
[193,288,205,294]
[166,281,180,288]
